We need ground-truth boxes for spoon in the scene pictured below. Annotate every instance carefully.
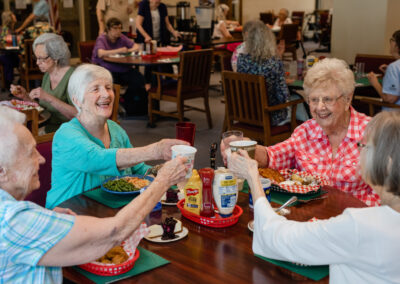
[274,196,297,213]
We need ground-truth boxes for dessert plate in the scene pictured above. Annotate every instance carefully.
[144,226,188,243]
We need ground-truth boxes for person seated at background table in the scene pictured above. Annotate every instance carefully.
[367,29,400,108]
[235,20,308,125]
[0,106,187,283]
[46,64,188,209]
[222,58,380,207]
[267,8,292,30]
[0,11,20,89]
[212,4,239,40]
[135,0,181,90]
[10,33,76,133]
[226,110,400,284]
[15,0,49,34]
[92,17,148,116]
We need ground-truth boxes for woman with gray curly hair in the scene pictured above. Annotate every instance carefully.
[226,110,400,284]
[10,33,76,133]
[222,58,380,206]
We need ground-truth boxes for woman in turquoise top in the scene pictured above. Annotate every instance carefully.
[10,33,77,133]
[46,64,188,209]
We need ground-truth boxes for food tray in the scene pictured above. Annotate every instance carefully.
[177,199,243,228]
[101,175,153,195]
[269,169,329,195]
[79,247,140,276]
[141,53,160,59]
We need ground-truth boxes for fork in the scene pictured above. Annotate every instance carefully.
[297,195,328,203]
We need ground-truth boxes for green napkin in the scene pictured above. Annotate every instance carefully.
[241,181,326,205]
[255,254,329,281]
[83,188,138,208]
[72,246,170,284]
[289,80,304,88]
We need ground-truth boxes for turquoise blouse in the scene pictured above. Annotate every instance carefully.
[46,118,150,209]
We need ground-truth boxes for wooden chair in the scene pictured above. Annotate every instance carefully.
[77,41,96,63]
[219,54,233,132]
[222,71,304,145]
[148,49,214,128]
[19,39,44,92]
[291,11,305,28]
[0,63,6,89]
[353,96,400,116]
[354,54,395,74]
[111,83,120,124]
[260,12,274,25]
[22,108,39,137]
[24,132,54,207]
[280,23,299,60]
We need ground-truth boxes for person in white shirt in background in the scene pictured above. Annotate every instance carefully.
[268,8,292,31]
[96,0,135,35]
[212,4,239,39]
[226,110,400,284]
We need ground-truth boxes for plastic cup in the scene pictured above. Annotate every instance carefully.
[222,130,243,148]
[171,145,197,178]
[229,140,257,159]
[176,122,196,146]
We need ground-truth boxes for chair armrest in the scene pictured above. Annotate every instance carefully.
[354,96,400,108]
[152,71,181,79]
[265,98,304,112]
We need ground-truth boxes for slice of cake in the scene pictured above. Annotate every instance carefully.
[166,188,179,203]
[147,218,182,239]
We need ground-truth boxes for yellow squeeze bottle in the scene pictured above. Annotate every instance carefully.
[184,170,203,215]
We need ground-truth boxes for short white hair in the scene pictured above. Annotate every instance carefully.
[68,64,113,115]
[0,107,26,168]
[303,58,355,99]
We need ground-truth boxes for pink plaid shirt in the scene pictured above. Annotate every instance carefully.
[267,107,380,207]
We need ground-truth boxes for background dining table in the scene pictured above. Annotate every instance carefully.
[61,186,366,284]
[103,54,180,67]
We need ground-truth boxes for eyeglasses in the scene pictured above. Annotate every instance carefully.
[308,94,344,107]
[357,141,367,149]
[34,55,50,63]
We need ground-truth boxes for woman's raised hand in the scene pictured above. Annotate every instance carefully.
[155,139,190,160]
[10,84,28,100]
[226,149,258,181]
[156,156,188,187]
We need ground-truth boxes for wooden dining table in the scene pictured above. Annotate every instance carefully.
[61,186,366,284]
[103,54,180,67]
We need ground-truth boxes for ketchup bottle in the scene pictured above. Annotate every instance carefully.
[198,168,215,217]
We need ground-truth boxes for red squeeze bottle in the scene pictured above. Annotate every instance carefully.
[198,168,215,217]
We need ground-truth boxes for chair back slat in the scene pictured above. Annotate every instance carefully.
[180,49,213,92]
[223,71,266,127]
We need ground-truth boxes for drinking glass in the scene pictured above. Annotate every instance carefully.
[176,122,196,146]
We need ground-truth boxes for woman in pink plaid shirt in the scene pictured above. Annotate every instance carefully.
[223,58,380,206]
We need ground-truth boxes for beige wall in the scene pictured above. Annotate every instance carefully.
[385,0,400,52]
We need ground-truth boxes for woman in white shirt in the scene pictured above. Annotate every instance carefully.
[268,8,292,31]
[212,4,239,39]
[226,110,400,284]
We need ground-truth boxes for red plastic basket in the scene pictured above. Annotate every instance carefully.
[177,199,243,228]
[79,248,140,276]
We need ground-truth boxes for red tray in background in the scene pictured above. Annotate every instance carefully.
[177,199,243,228]
[157,51,179,56]
[141,53,160,59]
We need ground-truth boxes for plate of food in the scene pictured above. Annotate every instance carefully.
[101,175,153,195]
[145,217,188,243]
[1,99,44,113]
[259,168,330,194]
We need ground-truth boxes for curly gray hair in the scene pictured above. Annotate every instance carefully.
[243,20,277,62]
[33,33,71,67]
[361,111,400,197]
[303,58,355,100]
[68,64,113,115]
[0,106,26,168]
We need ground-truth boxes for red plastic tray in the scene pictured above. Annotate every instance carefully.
[79,248,140,276]
[141,53,160,59]
[177,199,243,228]
[157,51,179,56]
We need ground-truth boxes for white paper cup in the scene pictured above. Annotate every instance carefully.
[171,145,197,178]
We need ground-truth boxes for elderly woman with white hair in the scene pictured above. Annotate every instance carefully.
[222,58,380,206]
[46,64,188,209]
[226,110,400,283]
[0,106,187,283]
[212,4,239,40]
[10,33,76,133]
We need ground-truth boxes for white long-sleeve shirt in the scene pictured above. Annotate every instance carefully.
[253,197,400,284]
